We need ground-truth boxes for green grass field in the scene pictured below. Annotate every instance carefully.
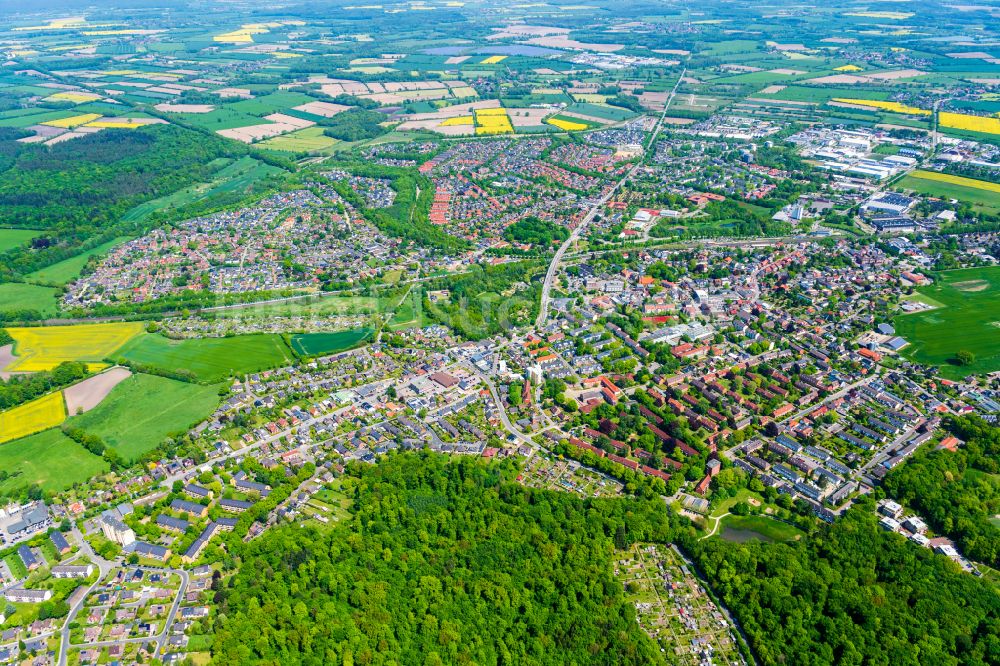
[290,328,373,357]
[894,266,1000,379]
[0,228,43,253]
[210,294,381,320]
[121,156,283,223]
[66,373,220,461]
[897,172,1000,216]
[0,429,109,495]
[0,282,60,316]
[25,237,130,286]
[116,333,296,382]
[257,126,337,153]
[718,514,804,543]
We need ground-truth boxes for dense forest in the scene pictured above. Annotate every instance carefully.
[503,216,570,248]
[882,416,1000,568]
[213,452,691,665]
[693,503,1000,665]
[0,125,243,279]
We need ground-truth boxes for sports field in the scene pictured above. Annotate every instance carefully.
[66,373,220,461]
[0,429,108,494]
[116,333,296,382]
[290,328,373,357]
[894,266,1000,379]
[4,322,144,372]
[0,391,67,444]
[897,170,1000,216]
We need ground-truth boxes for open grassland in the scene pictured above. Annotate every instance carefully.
[116,333,296,382]
[0,391,67,444]
[0,228,43,252]
[290,328,374,357]
[25,237,130,286]
[66,373,219,461]
[894,266,1000,379]
[898,170,1000,215]
[209,294,381,320]
[0,429,108,495]
[0,283,60,316]
[718,514,805,543]
[5,322,144,372]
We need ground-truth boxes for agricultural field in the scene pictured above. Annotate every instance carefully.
[897,170,1000,216]
[256,126,337,153]
[3,322,144,372]
[115,333,296,382]
[66,373,220,461]
[0,429,108,495]
[289,328,374,357]
[894,266,1000,379]
[0,391,67,444]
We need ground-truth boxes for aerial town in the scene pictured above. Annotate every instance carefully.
[0,0,999,664]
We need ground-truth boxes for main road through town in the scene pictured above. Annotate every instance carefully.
[536,67,687,329]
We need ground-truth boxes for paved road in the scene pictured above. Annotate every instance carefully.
[57,529,118,666]
[535,68,686,328]
[456,357,537,449]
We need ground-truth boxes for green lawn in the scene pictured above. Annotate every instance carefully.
[3,554,28,580]
[66,373,220,462]
[290,328,373,357]
[0,429,109,495]
[210,294,380,320]
[0,228,43,253]
[718,514,805,543]
[0,282,60,316]
[25,237,130,286]
[894,266,1000,379]
[116,333,296,382]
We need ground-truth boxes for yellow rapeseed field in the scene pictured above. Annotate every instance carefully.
[5,322,144,372]
[42,113,101,128]
[0,392,66,444]
[546,117,588,131]
[46,91,101,104]
[908,170,1000,194]
[939,112,1000,136]
[481,55,507,65]
[832,98,930,115]
[440,116,474,126]
[84,121,147,129]
[834,65,863,72]
[475,110,514,135]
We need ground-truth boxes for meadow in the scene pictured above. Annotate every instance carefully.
[25,237,130,286]
[66,373,220,461]
[116,333,296,382]
[718,514,805,543]
[290,328,374,357]
[0,228,43,253]
[0,429,108,495]
[894,266,1000,379]
[0,391,67,444]
[0,283,60,316]
[4,322,144,372]
[897,170,1000,216]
